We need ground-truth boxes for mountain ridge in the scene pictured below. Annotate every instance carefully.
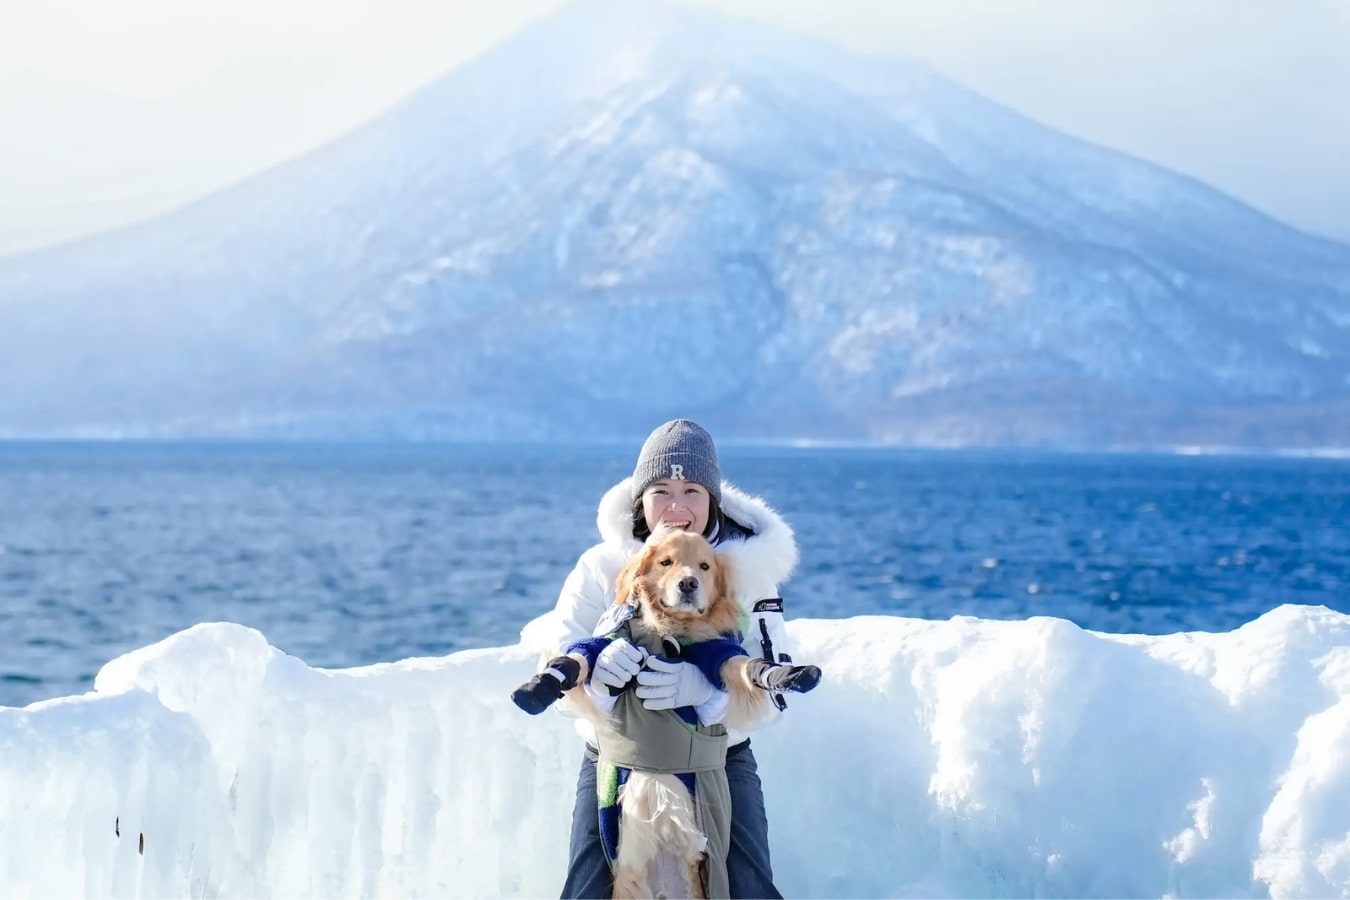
[2,0,1348,447]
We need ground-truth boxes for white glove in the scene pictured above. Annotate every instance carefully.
[635,657,717,711]
[592,639,645,691]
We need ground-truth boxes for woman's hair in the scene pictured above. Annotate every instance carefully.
[631,494,727,543]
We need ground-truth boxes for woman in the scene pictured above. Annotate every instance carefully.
[523,418,799,899]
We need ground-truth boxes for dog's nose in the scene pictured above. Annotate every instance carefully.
[678,576,699,594]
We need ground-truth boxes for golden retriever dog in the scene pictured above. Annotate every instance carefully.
[512,528,821,899]
[610,528,820,729]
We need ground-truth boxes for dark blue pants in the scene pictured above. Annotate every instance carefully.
[561,739,782,899]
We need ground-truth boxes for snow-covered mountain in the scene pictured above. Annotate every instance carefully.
[3,0,1350,447]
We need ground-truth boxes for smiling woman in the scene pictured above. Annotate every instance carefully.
[524,418,804,899]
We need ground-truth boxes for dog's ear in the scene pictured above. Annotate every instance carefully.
[703,549,742,635]
[614,557,637,607]
[713,550,733,607]
[614,541,657,606]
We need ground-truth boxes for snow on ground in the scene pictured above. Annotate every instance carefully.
[2,604,1348,898]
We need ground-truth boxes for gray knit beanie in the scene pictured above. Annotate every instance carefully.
[630,419,723,505]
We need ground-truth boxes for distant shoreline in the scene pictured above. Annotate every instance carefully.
[1,437,1349,462]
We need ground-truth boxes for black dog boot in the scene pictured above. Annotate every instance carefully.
[747,658,822,694]
[511,656,582,715]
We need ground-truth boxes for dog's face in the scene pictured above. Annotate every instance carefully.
[615,528,736,634]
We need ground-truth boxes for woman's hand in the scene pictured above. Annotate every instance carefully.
[635,656,716,710]
[592,639,645,691]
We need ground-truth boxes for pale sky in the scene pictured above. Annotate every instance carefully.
[2,0,1348,259]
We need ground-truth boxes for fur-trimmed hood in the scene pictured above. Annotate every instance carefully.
[595,478,799,591]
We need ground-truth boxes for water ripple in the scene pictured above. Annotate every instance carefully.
[2,443,1348,707]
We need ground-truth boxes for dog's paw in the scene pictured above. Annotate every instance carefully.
[511,675,564,715]
[511,657,581,715]
[775,664,822,694]
[750,660,822,694]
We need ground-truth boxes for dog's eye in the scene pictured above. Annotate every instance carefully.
[659,558,673,567]
[699,562,710,571]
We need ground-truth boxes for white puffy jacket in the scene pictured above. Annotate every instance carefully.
[520,476,800,747]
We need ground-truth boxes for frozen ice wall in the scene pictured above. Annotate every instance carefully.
[2,605,1348,898]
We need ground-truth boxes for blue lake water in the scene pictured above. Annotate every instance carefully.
[2,442,1347,708]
